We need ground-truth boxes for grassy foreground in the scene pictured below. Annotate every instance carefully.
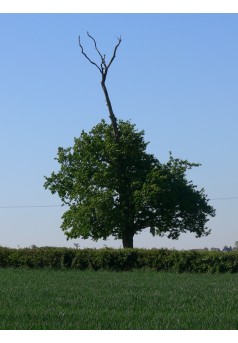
[0,269,238,330]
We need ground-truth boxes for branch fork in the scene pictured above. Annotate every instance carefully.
[78,32,122,141]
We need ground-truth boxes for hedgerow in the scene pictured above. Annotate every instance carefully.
[0,247,238,273]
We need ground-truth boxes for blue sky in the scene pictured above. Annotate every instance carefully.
[0,13,238,249]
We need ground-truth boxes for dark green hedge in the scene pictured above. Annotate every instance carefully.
[0,247,238,273]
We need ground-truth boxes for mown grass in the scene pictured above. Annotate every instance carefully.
[0,269,238,329]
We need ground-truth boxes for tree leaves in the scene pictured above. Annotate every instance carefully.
[44,120,215,247]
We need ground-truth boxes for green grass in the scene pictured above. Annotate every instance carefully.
[0,269,238,329]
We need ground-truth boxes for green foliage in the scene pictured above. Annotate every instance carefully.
[1,247,238,273]
[44,119,215,247]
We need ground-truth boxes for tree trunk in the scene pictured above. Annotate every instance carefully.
[122,232,134,248]
[101,79,120,142]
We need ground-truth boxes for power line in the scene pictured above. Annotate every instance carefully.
[0,205,62,208]
[0,196,238,209]
[210,197,238,200]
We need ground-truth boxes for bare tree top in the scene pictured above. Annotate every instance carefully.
[78,32,122,142]
[78,32,122,82]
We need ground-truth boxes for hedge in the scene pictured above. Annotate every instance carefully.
[0,247,238,273]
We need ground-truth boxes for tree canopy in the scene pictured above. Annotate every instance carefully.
[44,32,215,248]
[44,119,215,248]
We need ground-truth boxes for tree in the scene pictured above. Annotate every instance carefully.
[44,33,215,248]
[44,120,215,248]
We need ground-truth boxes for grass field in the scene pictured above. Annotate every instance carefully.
[0,269,238,329]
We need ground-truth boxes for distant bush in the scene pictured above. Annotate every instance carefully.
[0,247,238,273]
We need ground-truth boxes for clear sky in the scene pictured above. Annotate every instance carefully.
[0,13,238,250]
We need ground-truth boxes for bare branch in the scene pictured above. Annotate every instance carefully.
[107,36,122,71]
[87,31,106,68]
[79,33,122,82]
[78,35,102,74]
[78,32,122,142]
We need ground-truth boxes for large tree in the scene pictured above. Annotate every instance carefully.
[44,120,215,248]
[44,33,215,248]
